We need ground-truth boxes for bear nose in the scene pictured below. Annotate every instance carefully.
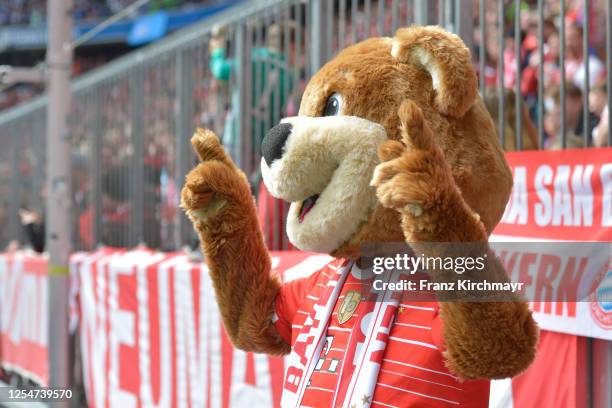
[262,123,292,166]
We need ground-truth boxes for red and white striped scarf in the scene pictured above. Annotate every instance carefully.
[281,261,403,408]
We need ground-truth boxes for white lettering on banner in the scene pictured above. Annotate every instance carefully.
[535,165,554,226]
[0,257,21,336]
[504,166,528,224]
[508,163,606,228]
[552,165,572,226]
[77,252,244,408]
[0,255,49,385]
[174,262,206,408]
[499,250,587,318]
[571,165,594,226]
[0,257,7,332]
[79,256,107,408]
[17,274,40,344]
[0,257,47,346]
[108,261,137,408]
[76,254,390,407]
[40,276,48,347]
[204,267,223,408]
[602,163,612,227]
[137,257,173,408]
[230,351,274,407]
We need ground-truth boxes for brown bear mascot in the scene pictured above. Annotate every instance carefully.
[181,26,538,407]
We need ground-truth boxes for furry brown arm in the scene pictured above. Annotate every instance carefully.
[181,128,290,355]
[400,197,539,379]
[371,101,538,379]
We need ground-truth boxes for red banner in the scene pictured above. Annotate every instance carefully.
[495,147,612,241]
[492,147,612,341]
[1,148,608,406]
[70,248,332,408]
[0,252,49,385]
[489,147,611,407]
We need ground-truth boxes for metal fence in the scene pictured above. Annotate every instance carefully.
[0,0,610,253]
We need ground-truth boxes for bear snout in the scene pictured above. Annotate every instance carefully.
[262,122,292,166]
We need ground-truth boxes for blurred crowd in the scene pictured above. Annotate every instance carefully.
[0,55,116,111]
[1,0,108,26]
[0,0,223,26]
[476,0,610,148]
[1,0,611,254]
[0,0,237,111]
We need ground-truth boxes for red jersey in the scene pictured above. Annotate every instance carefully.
[274,260,490,407]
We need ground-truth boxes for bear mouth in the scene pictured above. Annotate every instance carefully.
[260,115,388,253]
[297,194,319,223]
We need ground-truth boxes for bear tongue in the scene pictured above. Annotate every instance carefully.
[299,195,319,223]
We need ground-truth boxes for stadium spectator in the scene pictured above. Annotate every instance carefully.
[209,21,298,163]
[589,79,608,119]
[521,27,561,97]
[19,208,45,253]
[484,89,539,151]
[209,21,299,250]
[592,105,609,147]
[564,22,605,90]
[544,82,598,148]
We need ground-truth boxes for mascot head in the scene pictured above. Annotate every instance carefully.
[261,26,512,257]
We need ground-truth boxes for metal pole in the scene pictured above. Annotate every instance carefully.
[339,0,347,50]
[273,6,281,251]
[479,0,486,95]
[352,0,358,43]
[560,0,566,148]
[391,0,399,34]
[439,0,446,26]
[460,0,474,52]
[326,0,334,59]
[294,0,302,110]
[515,0,522,150]
[608,0,612,146]
[377,0,384,35]
[310,0,325,73]
[92,90,103,248]
[33,112,46,224]
[130,68,145,247]
[415,0,436,26]
[537,0,544,148]
[174,49,194,249]
[406,0,414,26]
[364,0,371,38]
[45,0,74,402]
[9,130,20,245]
[582,0,590,147]
[498,0,505,147]
[235,23,252,175]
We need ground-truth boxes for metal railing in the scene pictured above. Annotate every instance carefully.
[0,0,610,253]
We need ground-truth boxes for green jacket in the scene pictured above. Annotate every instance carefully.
[210,47,295,159]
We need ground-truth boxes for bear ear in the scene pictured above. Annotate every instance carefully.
[391,26,478,117]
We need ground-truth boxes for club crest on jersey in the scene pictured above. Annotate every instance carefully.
[338,290,361,324]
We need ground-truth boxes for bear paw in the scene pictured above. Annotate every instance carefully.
[180,128,249,224]
[370,100,459,218]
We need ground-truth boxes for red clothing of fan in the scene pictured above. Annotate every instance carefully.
[274,261,490,407]
[257,182,291,250]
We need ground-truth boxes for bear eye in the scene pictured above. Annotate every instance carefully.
[322,93,342,116]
